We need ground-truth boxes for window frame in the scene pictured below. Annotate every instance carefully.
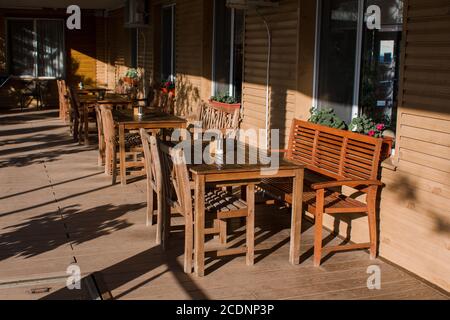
[5,17,66,79]
[161,4,176,82]
[211,0,243,99]
[313,0,403,125]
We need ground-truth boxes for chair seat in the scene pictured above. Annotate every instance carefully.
[114,132,142,148]
[204,189,247,213]
[260,179,367,215]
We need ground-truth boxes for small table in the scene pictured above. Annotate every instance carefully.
[79,94,133,145]
[112,109,187,186]
[77,85,110,96]
[188,144,305,276]
[18,77,52,111]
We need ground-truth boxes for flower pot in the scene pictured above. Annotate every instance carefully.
[380,136,394,161]
[123,77,133,85]
[208,99,241,113]
[161,88,175,95]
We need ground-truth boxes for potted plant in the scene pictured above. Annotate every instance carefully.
[209,92,241,111]
[161,80,175,94]
[123,68,140,86]
[309,107,347,130]
[349,114,394,160]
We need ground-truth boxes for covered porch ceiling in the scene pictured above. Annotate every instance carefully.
[0,0,125,10]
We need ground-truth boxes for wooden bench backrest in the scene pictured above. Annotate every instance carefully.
[197,101,240,131]
[286,119,383,181]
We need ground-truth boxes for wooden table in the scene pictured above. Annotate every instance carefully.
[112,109,187,186]
[188,145,305,276]
[79,94,133,145]
[77,85,111,95]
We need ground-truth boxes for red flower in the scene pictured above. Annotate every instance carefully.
[376,124,385,131]
[368,130,376,137]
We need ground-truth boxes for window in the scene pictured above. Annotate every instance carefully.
[161,5,175,82]
[315,0,403,129]
[212,0,244,100]
[130,28,138,68]
[7,19,65,78]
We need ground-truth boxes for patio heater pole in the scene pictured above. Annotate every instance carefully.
[256,10,272,150]
[227,1,276,150]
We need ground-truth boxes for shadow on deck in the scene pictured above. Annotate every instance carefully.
[0,109,447,300]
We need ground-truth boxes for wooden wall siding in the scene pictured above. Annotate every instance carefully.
[137,26,153,95]
[175,0,205,118]
[319,0,450,292]
[104,9,132,90]
[95,16,108,87]
[386,0,450,291]
[66,13,97,85]
[241,0,299,147]
[0,13,5,74]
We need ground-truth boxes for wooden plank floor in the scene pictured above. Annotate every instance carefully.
[0,109,448,300]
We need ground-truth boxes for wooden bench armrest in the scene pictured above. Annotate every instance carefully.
[311,180,383,190]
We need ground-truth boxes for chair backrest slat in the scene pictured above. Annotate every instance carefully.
[287,119,383,181]
[140,129,160,193]
[158,141,192,218]
[198,101,240,131]
[100,107,115,144]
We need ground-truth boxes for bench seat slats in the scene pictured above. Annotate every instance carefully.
[260,180,367,215]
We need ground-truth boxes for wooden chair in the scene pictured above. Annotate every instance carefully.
[191,101,240,139]
[140,129,164,231]
[260,119,383,266]
[67,86,98,144]
[95,106,106,167]
[67,87,82,142]
[141,130,233,251]
[160,91,175,114]
[159,140,254,274]
[100,107,143,184]
[57,80,70,121]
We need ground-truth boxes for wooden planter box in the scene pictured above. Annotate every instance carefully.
[380,136,394,161]
[208,100,240,113]
[123,77,139,86]
[161,87,175,95]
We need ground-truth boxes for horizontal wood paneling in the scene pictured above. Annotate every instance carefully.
[95,16,107,87]
[320,0,450,292]
[104,9,132,89]
[175,0,204,117]
[381,0,450,292]
[66,13,97,85]
[0,13,5,74]
[242,0,299,148]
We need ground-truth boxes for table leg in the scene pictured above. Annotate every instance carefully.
[246,183,255,266]
[194,174,205,276]
[289,168,304,265]
[119,124,126,186]
[84,105,89,145]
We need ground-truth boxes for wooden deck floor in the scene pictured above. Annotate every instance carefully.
[0,109,448,300]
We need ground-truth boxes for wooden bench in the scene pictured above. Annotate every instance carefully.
[260,119,383,266]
